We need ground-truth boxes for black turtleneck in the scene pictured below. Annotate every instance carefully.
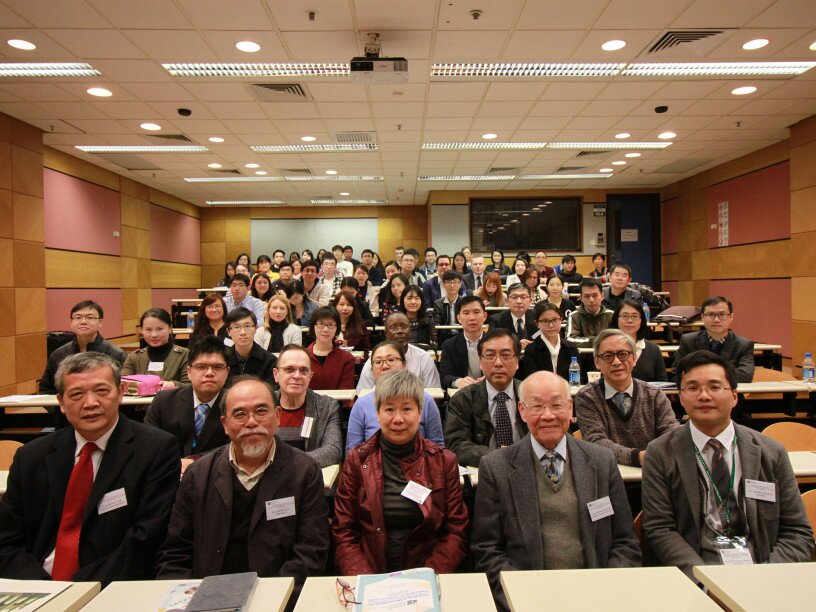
[381,434,423,571]
[147,341,174,363]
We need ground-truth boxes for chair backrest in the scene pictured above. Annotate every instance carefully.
[0,440,23,471]
[572,429,583,440]
[800,490,816,560]
[761,422,816,451]
[632,511,656,566]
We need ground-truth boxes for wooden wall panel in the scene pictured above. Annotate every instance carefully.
[0,336,15,388]
[0,189,11,239]
[13,241,44,287]
[13,193,44,242]
[150,261,201,288]
[0,288,15,337]
[43,147,119,190]
[12,146,44,198]
[14,288,45,335]
[791,185,816,234]
[0,238,13,288]
[149,188,200,218]
[45,249,122,288]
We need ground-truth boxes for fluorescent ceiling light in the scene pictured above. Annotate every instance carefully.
[185,176,284,182]
[235,41,261,53]
[547,142,670,149]
[601,40,626,51]
[742,39,769,50]
[658,131,676,139]
[7,39,36,51]
[422,142,547,150]
[418,175,516,181]
[163,62,349,77]
[207,200,285,205]
[518,174,611,180]
[431,63,624,77]
[731,85,757,95]
[251,143,377,152]
[75,145,208,152]
[284,175,383,181]
[615,132,631,139]
[140,122,161,131]
[208,136,224,143]
[311,198,388,204]
[0,62,101,76]
[622,62,816,76]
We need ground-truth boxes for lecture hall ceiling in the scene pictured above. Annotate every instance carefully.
[0,0,814,207]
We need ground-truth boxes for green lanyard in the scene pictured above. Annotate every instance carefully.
[693,433,738,532]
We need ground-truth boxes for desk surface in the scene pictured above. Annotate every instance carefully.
[0,580,100,612]
[693,562,816,612]
[295,573,495,612]
[322,464,340,491]
[501,566,718,611]
[0,394,155,407]
[358,387,445,400]
[81,577,294,612]
[576,343,781,355]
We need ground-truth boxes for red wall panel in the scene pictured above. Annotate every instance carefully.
[660,198,680,254]
[46,289,123,338]
[150,205,201,264]
[44,169,121,255]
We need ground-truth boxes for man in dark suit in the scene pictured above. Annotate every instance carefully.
[432,270,466,345]
[144,336,230,463]
[439,295,487,389]
[672,296,755,382]
[0,353,180,584]
[462,255,486,291]
[155,376,329,599]
[445,329,528,466]
[421,254,457,308]
[643,351,814,581]
[488,283,537,348]
[472,371,640,610]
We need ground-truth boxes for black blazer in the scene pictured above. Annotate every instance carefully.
[462,272,484,291]
[520,336,582,382]
[433,296,464,346]
[633,340,669,383]
[0,417,180,584]
[144,386,229,457]
[673,330,754,383]
[439,333,472,389]
[488,310,537,340]
[227,343,277,386]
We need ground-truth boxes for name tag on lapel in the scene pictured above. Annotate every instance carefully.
[300,416,314,438]
[587,496,614,522]
[745,479,776,502]
[98,488,128,514]
[147,361,164,372]
[401,481,432,505]
[265,496,296,521]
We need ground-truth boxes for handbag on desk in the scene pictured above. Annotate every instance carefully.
[121,374,163,396]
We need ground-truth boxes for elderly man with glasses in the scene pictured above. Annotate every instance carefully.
[155,375,330,603]
[575,329,679,467]
[472,370,641,611]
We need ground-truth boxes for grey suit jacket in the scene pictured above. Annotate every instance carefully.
[642,422,814,580]
[274,388,343,468]
[472,434,640,610]
[673,330,755,383]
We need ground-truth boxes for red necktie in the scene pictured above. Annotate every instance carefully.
[52,442,98,580]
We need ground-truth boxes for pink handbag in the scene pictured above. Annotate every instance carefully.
[121,374,163,396]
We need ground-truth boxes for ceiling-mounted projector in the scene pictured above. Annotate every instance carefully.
[350,32,408,83]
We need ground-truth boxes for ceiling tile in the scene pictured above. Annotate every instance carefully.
[427,82,487,102]
[183,0,274,30]
[90,59,174,82]
[89,0,192,29]
[484,82,547,101]
[3,0,110,28]
[572,29,663,62]
[478,100,534,117]
[268,0,353,30]
[317,102,372,119]
[580,99,641,116]
[596,81,666,101]
[124,29,218,62]
[426,101,480,117]
[281,31,358,60]
[746,0,816,28]
[594,0,690,29]
[262,102,320,119]
[423,117,472,131]
[324,118,375,131]
[368,83,427,102]
[372,102,423,118]
[0,83,81,102]
[516,0,608,29]
[672,0,773,28]
[502,30,585,61]
[355,0,436,29]
[359,30,432,59]
[438,0,525,30]
[539,82,607,100]
[432,31,508,60]
[46,28,147,59]
[530,100,589,116]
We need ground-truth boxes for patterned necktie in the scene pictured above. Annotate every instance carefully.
[493,391,514,448]
[193,403,210,448]
[707,438,743,534]
[612,391,631,418]
[516,318,525,340]
[542,450,560,484]
[709,339,724,353]
[476,275,482,288]
[52,442,98,580]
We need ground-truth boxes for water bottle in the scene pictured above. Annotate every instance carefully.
[642,301,651,323]
[568,356,581,387]
[803,352,815,387]
[186,311,195,329]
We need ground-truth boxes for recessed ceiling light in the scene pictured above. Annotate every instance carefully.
[522,213,530,216]
[810,41,816,51]
[340,192,350,196]
[7,39,36,51]
[743,39,769,50]
[482,133,498,139]
[622,62,816,76]
[611,160,626,166]
[615,132,631,139]
[601,40,626,51]
[255,170,268,175]
[163,62,349,77]
[325,170,338,175]
[301,135,317,142]
[235,41,261,53]
[208,136,224,143]
[0,62,101,76]
[251,144,376,152]
[600,168,613,172]
[245,163,260,169]
[206,200,286,206]
[207,163,222,169]
[731,85,757,95]
[86,87,112,97]
[432,62,624,77]
[624,152,641,158]
[76,145,208,153]
[658,131,676,139]
[140,122,161,131]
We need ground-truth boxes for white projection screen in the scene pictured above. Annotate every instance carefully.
[250,218,379,260]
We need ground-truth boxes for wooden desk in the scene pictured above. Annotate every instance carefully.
[0,395,154,408]
[0,580,100,612]
[198,287,227,293]
[501,566,718,611]
[81,577,294,612]
[314,389,357,401]
[295,573,494,611]
[358,387,445,400]
[322,464,340,491]
[693,562,816,612]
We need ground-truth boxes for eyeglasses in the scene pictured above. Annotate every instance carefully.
[508,293,530,301]
[618,314,641,321]
[597,350,633,364]
[443,280,461,286]
[372,356,403,367]
[387,324,411,332]
[702,312,730,321]
[335,578,360,607]
[537,317,561,326]
[228,406,275,424]
[230,324,255,332]
[190,363,228,373]
[71,315,100,322]
[481,351,518,362]
[279,366,310,376]
[315,321,337,330]
[521,401,570,416]
[680,384,733,396]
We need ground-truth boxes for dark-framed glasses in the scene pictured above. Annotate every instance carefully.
[597,350,633,364]
[680,384,732,396]
[521,401,570,416]
[335,578,361,607]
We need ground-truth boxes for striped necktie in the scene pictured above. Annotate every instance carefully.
[193,403,209,448]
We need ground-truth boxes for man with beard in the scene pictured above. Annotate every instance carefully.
[155,376,330,600]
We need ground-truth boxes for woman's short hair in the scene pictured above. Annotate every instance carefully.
[139,307,172,328]
[371,340,407,362]
[309,306,341,338]
[610,299,648,340]
[374,369,424,413]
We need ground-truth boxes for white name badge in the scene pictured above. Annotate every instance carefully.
[587,496,615,522]
[300,416,314,438]
[147,361,164,372]
[401,481,432,505]
[98,487,128,514]
[745,479,776,502]
[265,496,296,521]
[719,548,754,565]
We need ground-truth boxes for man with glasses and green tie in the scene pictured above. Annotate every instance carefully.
[145,336,231,468]
[472,370,641,611]
[642,351,813,581]
[575,329,679,467]
[39,300,126,394]
[673,296,755,382]
[155,375,330,600]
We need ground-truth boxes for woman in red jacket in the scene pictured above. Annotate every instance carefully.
[305,306,356,390]
[333,370,468,574]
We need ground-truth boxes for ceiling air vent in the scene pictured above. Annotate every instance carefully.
[211,168,242,175]
[247,83,312,102]
[488,166,522,174]
[145,133,193,143]
[332,131,375,143]
[576,150,609,157]
[556,166,587,172]
[280,168,313,175]
[644,29,734,58]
